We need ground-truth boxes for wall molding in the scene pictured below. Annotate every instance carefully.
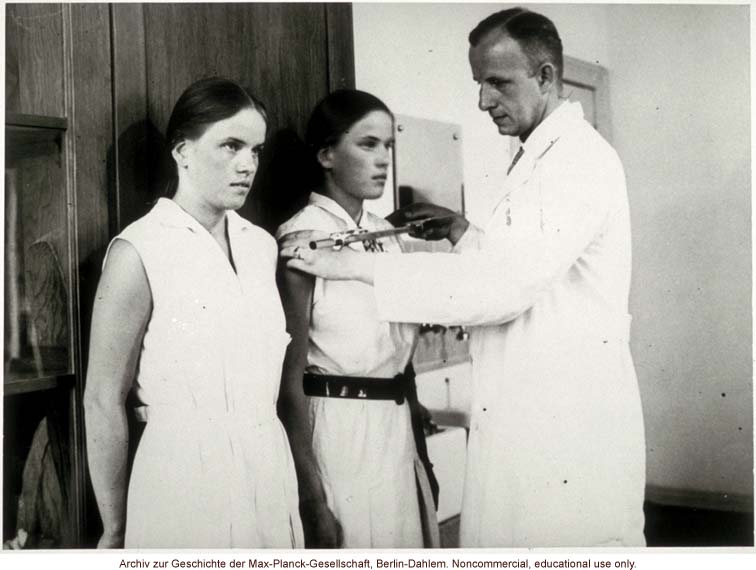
[646,484,754,513]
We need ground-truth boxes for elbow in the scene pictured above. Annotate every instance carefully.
[470,284,544,327]
[276,382,299,420]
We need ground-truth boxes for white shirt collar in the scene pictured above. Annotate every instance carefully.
[153,197,252,233]
[308,192,363,229]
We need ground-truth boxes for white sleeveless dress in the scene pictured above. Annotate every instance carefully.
[110,198,303,548]
[277,193,437,548]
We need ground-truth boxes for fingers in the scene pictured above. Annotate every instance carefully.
[280,244,314,262]
[302,504,343,548]
[387,203,436,225]
[335,518,344,548]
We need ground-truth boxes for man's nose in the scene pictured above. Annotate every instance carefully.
[478,84,495,111]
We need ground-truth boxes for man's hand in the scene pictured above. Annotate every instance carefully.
[300,499,344,548]
[387,203,470,246]
[279,230,376,284]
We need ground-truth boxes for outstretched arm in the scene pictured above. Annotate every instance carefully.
[282,162,623,327]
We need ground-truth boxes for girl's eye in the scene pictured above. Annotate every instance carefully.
[360,140,378,149]
[222,141,241,152]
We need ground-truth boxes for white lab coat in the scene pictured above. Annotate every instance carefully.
[373,102,646,547]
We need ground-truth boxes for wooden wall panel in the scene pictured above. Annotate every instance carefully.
[69,4,114,543]
[5,3,66,116]
[142,3,330,137]
[112,2,353,228]
[70,4,113,270]
[111,3,150,232]
[325,3,356,92]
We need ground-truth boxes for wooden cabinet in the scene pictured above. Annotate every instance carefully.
[4,3,90,547]
[4,2,354,548]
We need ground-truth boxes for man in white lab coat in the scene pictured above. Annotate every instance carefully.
[281,7,646,547]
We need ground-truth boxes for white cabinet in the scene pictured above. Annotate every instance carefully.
[415,360,472,428]
[417,361,472,522]
[426,426,467,523]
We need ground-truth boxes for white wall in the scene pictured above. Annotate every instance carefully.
[354,3,753,505]
[354,3,612,225]
[606,4,752,501]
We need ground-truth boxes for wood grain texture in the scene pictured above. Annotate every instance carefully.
[4,3,66,116]
[70,2,113,283]
[143,2,330,136]
[325,3,356,91]
[69,3,114,544]
[111,3,151,230]
[123,2,343,224]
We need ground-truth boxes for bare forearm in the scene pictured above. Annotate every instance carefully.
[84,398,130,540]
[278,395,328,503]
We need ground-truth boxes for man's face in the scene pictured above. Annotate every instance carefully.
[469,30,547,141]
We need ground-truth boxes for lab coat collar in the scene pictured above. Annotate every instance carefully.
[153,197,253,234]
[522,100,584,161]
[308,192,363,229]
[490,102,585,219]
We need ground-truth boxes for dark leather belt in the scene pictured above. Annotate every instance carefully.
[303,372,407,405]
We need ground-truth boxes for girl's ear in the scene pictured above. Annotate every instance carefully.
[316,146,334,170]
[172,140,191,170]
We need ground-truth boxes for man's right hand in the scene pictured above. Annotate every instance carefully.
[300,499,344,548]
[387,203,470,246]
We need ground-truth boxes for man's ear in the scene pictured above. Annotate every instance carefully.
[537,62,557,94]
[316,146,334,170]
[172,140,191,169]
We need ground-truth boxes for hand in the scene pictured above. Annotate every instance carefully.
[279,230,375,284]
[97,529,125,549]
[300,499,344,548]
[386,203,469,245]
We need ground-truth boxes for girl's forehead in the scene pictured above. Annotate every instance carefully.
[201,108,266,138]
[346,111,394,135]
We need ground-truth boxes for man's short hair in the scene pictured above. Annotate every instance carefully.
[469,7,564,84]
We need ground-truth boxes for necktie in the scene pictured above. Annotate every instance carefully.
[507,146,524,175]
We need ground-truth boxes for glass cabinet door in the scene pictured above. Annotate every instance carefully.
[4,118,74,389]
